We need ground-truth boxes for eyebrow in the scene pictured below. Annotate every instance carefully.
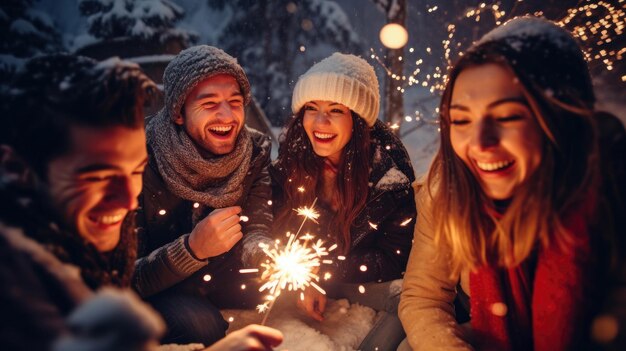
[450,96,527,111]
[195,91,243,101]
[305,102,343,107]
[75,157,148,174]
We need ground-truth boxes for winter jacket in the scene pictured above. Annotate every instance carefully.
[399,182,609,351]
[0,183,163,351]
[270,120,416,284]
[133,129,273,299]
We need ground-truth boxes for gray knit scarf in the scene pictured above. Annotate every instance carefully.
[146,111,252,208]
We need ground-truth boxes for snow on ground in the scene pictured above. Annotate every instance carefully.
[222,293,377,351]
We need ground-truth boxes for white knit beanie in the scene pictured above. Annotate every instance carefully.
[292,53,380,127]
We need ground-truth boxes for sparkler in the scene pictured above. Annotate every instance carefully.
[240,197,335,325]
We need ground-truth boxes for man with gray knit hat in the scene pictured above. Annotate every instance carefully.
[132,45,273,346]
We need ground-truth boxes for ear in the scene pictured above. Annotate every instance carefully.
[0,144,34,184]
[174,112,184,126]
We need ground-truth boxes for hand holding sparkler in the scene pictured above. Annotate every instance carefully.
[297,279,327,321]
[240,197,337,325]
[202,324,283,351]
[188,206,243,259]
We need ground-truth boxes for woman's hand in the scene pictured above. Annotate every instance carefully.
[204,324,283,351]
[297,286,327,322]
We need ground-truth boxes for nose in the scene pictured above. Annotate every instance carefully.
[108,176,142,210]
[314,110,331,124]
[216,101,234,120]
[472,118,500,150]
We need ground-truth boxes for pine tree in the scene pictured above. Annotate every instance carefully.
[210,0,363,126]
[78,0,195,45]
[0,0,61,84]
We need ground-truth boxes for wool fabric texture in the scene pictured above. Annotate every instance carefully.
[469,16,594,108]
[162,45,251,122]
[469,202,595,351]
[146,112,252,208]
[292,53,380,126]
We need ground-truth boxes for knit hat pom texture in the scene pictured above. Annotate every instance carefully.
[292,53,380,127]
[471,16,594,106]
[162,45,251,121]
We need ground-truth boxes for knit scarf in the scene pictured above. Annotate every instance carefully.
[469,203,595,351]
[146,111,252,208]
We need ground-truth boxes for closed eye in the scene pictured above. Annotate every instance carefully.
[229,99,243,106]
[304,105,317,111]
[450,119,470,126]
[81,175,113,182]
[497,115,523,122]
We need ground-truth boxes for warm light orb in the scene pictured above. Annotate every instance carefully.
[380,23,409,49]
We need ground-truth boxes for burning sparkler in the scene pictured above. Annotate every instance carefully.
[239,197,335,325]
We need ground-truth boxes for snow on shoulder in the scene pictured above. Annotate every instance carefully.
[375,167,410,191]
[477,16,578,52]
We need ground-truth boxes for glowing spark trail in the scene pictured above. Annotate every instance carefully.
[241,197,331,325]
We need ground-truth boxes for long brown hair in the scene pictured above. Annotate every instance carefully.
[274,108,371,254]
[428,47,599,274]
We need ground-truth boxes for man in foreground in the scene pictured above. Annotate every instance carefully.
[0,54,282,351]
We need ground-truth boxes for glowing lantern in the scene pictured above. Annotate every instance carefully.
[380,23,408,49]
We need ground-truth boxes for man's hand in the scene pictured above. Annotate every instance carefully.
[204,324,283,351]
[188,206,243,259]
[297,286,327,322]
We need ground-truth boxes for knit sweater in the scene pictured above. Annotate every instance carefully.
[132,128,273,299]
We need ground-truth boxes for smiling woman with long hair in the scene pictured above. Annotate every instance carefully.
[399,16,625,351]
[271,53,416,350]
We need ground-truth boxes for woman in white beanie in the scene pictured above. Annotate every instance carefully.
[270,53,416,350]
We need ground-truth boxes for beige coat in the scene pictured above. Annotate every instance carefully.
[398,183,474,350]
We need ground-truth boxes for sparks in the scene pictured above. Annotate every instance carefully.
[254,231,332,324]
[301,233,315,241]
[242,197,334,325]
[239,268,259,274]
[258,233,322,296]
[256,302,269,313]
[400,218,413,226]
[294,206,320,223]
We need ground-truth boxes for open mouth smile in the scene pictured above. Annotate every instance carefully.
[208,125,234,137]
[88,212,125,227]
[313,131,337,142]
[476,159,515,172]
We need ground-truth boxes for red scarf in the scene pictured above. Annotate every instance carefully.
[469,204,596,351]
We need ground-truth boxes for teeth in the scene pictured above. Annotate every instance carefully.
[209,126,233,132]
[314,132,336,140]
[94,214,125,225]
[476,160,513,171]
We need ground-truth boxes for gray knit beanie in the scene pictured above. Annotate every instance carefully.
[292,53,380,127]
[162,45,251,121]
[468,16,594,107]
